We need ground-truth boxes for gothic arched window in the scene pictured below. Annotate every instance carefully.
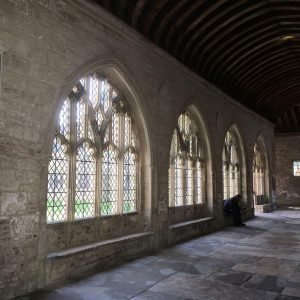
[223,130,240,199]
[169,112,205,207]
[47,74,138,223]
[253,143,265,196]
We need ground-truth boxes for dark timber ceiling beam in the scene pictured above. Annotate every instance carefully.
[92,0,300,133]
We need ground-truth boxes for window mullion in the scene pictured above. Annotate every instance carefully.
[118,113,125,214]
[227,165,230,198]
[68,99,77,221]
[182,158,186,206]
[84,81,89,139]
[95,154,100,217]
[192,162,196,205]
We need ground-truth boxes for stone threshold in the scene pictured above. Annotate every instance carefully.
[169,217,215,230]
[47,231,153,259]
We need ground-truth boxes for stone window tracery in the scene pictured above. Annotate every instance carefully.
[47,74,138,223]
[169,112,205,207]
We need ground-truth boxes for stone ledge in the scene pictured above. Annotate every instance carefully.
[169,217,215,230]
[255,203,273,213]
[47,231,153,259]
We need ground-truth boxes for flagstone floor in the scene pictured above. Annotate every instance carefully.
[19,208,300,299]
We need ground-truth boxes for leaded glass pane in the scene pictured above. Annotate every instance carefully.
[234,168,239,196]
[229,165,235,197]
[76,100,85,140]
[259,170,264,195]
[59,99,70,140]
[112,110,119,146]
[123,151,137,213]
[185,159,193,205]
[101,145,118,215]
[175,156,183,206]
[223,164,228,199]
[231,146,238,164]
[89,76,99,108]
[75,143,95,219]
[195,161,203,204]
[47,137,68,223]
[124,114,130,147]
[100,80,111,112]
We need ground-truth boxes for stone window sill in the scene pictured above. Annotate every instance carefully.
[169,217,215,230]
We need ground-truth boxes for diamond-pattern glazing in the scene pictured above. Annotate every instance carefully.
[124,114,130,147]
[47,137,68,222]
[100,80,111,112]
[175,156,183,206]
[185,159,193,205]
[112,111,119,146]
[75,142,95,219]
[89,76,99,108]
[123,151,136,213]
[195,161,203,204]
[101,145,118,215]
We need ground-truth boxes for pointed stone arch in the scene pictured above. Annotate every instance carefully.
[168,103,213,222]
[222,124,247,204]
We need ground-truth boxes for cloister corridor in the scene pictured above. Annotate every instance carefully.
[19,209,300,300]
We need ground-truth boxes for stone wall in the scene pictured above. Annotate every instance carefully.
[275,134,300,206]
[0,0,274,298]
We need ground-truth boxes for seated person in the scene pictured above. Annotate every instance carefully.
[223,194,246,226]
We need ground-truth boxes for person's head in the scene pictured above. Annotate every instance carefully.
[234,194,242,203]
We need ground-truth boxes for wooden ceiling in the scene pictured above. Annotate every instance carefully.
[92,0,300,133]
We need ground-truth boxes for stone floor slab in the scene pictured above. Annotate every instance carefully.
[207,270,252,286]
[281,287,300,298]
[132,291,192,299]
[149,274,278,300]
[242,274,285,293]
